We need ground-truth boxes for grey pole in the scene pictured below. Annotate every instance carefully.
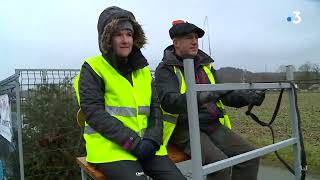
[14,70,24,180]
[286,65,294,81]
[286,65,302,180]
[183,59,204,180]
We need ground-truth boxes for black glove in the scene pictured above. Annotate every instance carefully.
[130,138,159,160]
[252,91,266,106]
[249,90,265,106]
[198,90,233,105]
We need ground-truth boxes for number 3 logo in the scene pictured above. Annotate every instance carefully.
[292,11,302,24]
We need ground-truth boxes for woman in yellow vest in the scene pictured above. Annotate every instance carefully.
[155,20,265,180]
[74,6,185,180]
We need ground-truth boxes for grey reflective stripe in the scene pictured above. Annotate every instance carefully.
[175,68,183,92]
[105,106,150,116]
[138,106,150,116]
[140,128,146,137]
[105,106,137,117]
[163,114,177,124]
[84,126,97,135]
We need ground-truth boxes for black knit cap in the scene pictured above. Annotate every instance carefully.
[169,20,205,39]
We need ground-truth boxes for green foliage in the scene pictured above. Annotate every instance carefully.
[21,80,84,180]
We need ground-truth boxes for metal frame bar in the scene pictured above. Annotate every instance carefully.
[286,66,302,180]
[14,70,25,180]
[197,83,291,92]
[0,74,20,87]
[203,138,297,175]
[15,69,79,72]
[183,59,204,180]
[80,168,88,180]
[183,59,302,180]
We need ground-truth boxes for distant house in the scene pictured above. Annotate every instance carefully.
[308,84,320,90]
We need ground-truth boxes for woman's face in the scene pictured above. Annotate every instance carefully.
[111,29,133,58]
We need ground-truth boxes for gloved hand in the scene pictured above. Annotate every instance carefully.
[130,138,159,160]
[198,90,233,105]
[247,90,266,106]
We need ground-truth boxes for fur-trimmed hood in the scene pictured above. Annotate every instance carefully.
[97,6,147,54]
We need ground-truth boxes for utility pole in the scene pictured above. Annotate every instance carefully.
[202,16,212,56]
[241,69,247,83]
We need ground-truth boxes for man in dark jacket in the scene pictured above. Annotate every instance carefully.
[74,7,185,180]
[155,20,265,180]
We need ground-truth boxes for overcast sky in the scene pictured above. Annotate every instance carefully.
[1,0,319,80]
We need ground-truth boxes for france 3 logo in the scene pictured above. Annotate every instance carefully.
[287,11,302,24]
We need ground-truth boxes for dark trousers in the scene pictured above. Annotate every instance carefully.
[171,123,260,180]
[94,155,186,180]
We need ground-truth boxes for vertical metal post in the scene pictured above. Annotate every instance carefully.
[41,70,47,84]
[286,65,294,81]
[80,168,87,180]
[286,66,301,180]
[14,70,24,180]
[183,59,204,180]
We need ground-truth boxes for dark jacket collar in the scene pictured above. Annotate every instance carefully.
[161,45,214,67]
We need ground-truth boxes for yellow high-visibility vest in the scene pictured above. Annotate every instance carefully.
[74,55,167,163]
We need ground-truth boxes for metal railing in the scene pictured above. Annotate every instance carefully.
[0,74,21,180]
[183,59,303,180]
[0,69,83,180]
[0,66,311,179]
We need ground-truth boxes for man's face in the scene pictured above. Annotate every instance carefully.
[173,32,199,58]
[111,30,133,58]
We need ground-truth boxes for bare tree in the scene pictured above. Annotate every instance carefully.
[298,61,312,72]
[313,63,320,79]
[297,61,314,81]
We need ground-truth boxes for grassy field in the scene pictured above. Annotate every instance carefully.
[226,91,320,175]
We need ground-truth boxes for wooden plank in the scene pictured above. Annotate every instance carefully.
[167,144,190,163]
[76,157,107,180]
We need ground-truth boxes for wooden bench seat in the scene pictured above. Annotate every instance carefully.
[167,144,190,163]
[76,156,107,180]
[76,144,190,180]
